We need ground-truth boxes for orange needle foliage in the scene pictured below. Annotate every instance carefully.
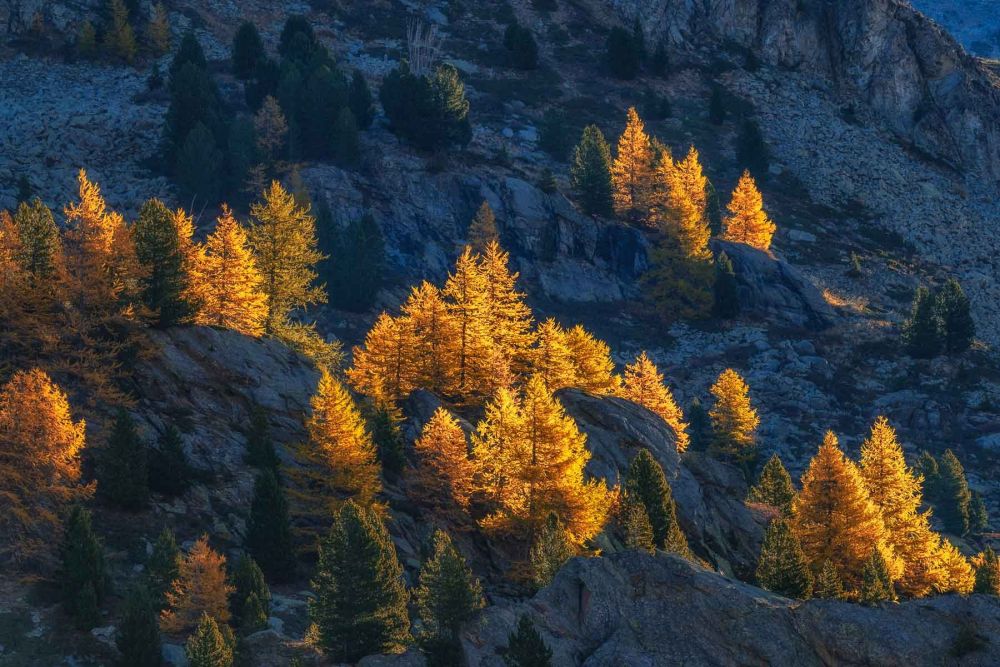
[722,170,776,251]
[621,352,690,451]
[160,535,235,634]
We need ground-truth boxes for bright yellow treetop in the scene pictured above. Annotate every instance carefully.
[650,147,712,262]
[194,206,267,336]
[531,318,577,391]
[160,535,235,633]
[708,368,759,459]
[401,281,458,395]
[412,407,476,510]
[612,107,654,221]
[722,170,775,251]
[481,239,535,375]
[565,325,620,395]
[472,386,527,507]
[442,246,497,397]
[621,352,690,451]
[791,431,891,590]
[347,312,417,406]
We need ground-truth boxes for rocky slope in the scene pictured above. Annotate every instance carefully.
[463,550,1000,666]
[910,0,1000,57]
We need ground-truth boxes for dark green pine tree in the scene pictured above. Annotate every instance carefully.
[170,32,208,79]
[504,616,553,667]
[148,424,191,497]
[232,21,264,80]
[624,449,690,557]
[245,406,279,471]
[414,530,485,663]
[246,470,296,580]
[529,513,575,588]
[859,549,896,605]
[175,122,223,203]
[901,286,943,359]
[116,584,162,667]
[709,85,727,125]
[606,26,640,79]
[327,213,385,313]
[147,527,181,606]
[619,492,655,553]
[755,518,812,599]
[226,115,258,195]
[429,63,473,149]
[185,613,234,667]
[570,125,613,217]
[736,118,769,178]
[16,174,33,203]
[164,37,224,169]
[99,409,149,510]
[365,403,406,479]
[936,278,975,354]
[231,554,270,633]
[812,560,844,600]
[310,500,411,662]
[13,198,60,279]
[687,398,712,452]
[938,449,971,535]
[333,107,360,166]
[133,198,193,327]
[59,506,107,629]
[970,491,989,535]
[503,23,539,70]
[917,450,942,503]
[748,453,795,514]
[974,547,1000,595]
[349,71,375,130]
[650,41,669,77]
[713,252,740,319]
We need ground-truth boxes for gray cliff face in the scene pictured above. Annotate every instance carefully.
[463,550,1000,666]
[613,0,1000,185]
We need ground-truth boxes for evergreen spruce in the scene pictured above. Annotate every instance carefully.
[901,286,943,358]
[620,493,656,553]
[147,527,181,606]
[133,198,193,327]
[755,519,812,599]
[748,453,795,514]
[309,500,410,662]
[504,23,539,70]
[938,449,971,535]
[936,278,975,354]
[365,404,406,479]
[99,409,149,510]
[736,118,768,177]
[414,530,485,658]
[813,560,844,599]
[232,22,264,80]
[713,252,740,319]
[974,547,1000,595]
[650,41,669,77]
[859,549,896,605]
[348,71,375,130]
[970,491,989,535]
[529,513,575,588]
[231,554,270,632]
[185,613,234,667]
[246,470,296,580]
[175,123,223,203]
[709,86,726,125]
[148,425,191,497]
[245,406,279,471]
[917,450,942,503]
[606,26,640,79]
[59,506,107,629]
[504,616,553,667]
[687,398,712,452]
[327,213,385,312]
[333,107,360,166]
[624,449,690,556]
[570,125,613,217]
[15,175,32,203]
[116,584,162,667]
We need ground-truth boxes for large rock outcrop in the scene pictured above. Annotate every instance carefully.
[463,550,1000,666]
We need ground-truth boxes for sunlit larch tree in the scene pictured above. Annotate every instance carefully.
[481,375,611,546]
[443,246,499,397]
[400,282,458,395]
[791,432,892,590]
[721,170,776,251]
[287,372,382,548]
[481,239,536,376]
[160,535,234,633]
[194,206,267,336]
[467,200,499,253]
[708,368,759,463]
[564,325,620,395]
[0,368,90,566]
[620,352,690,451]
[248,180,326,334]
[611,107,654,223]
[531,318,577,391]
[347,312,416,406]
[471,386,526,510]
[412,408,476,510]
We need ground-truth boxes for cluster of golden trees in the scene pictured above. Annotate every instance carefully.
[786,418,975,598]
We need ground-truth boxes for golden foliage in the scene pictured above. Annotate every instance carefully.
[481,239,535,375]
[472,386,525,508]
[531,318,576,391]
[412,407,476,509]
[0,368,91,566]
[612,107,654,221]
[467,200,499,252]
[708,368,759,459]
[347,312,417,406]
[564,325,619,395]
[160,536,234,634]
[401,282,458,394]
[193,207,267,336]
[722,170,775,251]
[443,246,500,396]
[621,352,689,451]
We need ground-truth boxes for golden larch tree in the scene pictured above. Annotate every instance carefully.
[194,206,267,336]
[347,312,416,406]
[412,407,476,510]
[400,282,458,394]
[467,200,499,252]
[442,246,496,397]
[611,107,654,222]
[248,180,326,334]
[0,368,91,566]
[287,372,382,547]
[564,325,619,395]
[482,375,611,546]
[621,352,690,451]
[708,368,759,461]
[481,239,535,375]
[472,386,526,509]
[531,318,577,391]
[935,540,974,595]
[791,432,892,590]
[160,535,234,633]
[722,170,775,251]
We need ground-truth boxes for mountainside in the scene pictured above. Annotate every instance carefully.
[910,0,1000,58]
